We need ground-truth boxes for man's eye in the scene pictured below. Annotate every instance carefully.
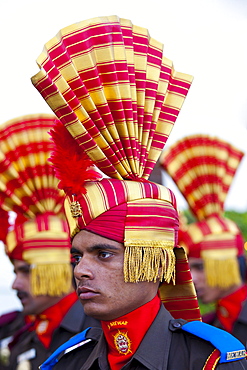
[197,264,204,271]
[99,251,112,259]
[191,264,204,271]
[19,267,30,275]
[71,255,82,265]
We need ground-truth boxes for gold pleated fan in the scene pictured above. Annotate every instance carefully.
[0,114,73,296]
[0,113,65,218]
[161,135,245,289]
[31,15,193,181]
[160,134,244,220]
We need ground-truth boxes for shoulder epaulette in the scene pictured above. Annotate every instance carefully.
[0,311,20,327]
[182,321,246,363]
[39,327,91,370]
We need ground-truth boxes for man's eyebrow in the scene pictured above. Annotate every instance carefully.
[70,247,81,254]
[13,265,30,273]
[70,244,119,254]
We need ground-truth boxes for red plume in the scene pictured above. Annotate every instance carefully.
[49,120,102,196]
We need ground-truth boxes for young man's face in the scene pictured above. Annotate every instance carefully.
[72,230,159,321]
[189,257,226,304]
[12,260,61,315]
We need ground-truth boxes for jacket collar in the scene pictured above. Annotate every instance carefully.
[82,305,174,370]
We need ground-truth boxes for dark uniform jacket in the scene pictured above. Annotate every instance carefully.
[0,311,23,369]
[49,305,247,370]
[0,300,100,370]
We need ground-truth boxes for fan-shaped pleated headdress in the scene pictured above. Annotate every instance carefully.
[0,114,72,296]
[31,16,201,321]
[160,134,245,288]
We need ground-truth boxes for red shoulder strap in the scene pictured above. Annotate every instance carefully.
[203,349,221,370]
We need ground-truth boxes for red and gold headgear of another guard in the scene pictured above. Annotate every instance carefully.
[160,134,245,288]
[0,114,72,296]
[31,15,201,321]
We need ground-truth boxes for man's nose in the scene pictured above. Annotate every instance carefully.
[12,275,22,290]
[73,257,94,280]
[190,268,200,286]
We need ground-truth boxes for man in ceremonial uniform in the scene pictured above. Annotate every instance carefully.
[0,114,100,370]
[31,16,247,369]
[160,134,247,346]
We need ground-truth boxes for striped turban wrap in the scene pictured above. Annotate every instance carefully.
[160,134,245,288]
[31,15,201,321]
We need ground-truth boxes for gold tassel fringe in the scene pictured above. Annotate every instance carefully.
[204,257,241,288]
[31,264,72,296]
[124,246,176,284]
[71,226,81,239]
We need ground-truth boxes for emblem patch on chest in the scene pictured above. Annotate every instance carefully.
[113,330,132,355]
[37,320,49,334]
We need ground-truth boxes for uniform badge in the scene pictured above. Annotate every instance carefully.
[17,360,31,370]
[113,330,132,355]
[37,320,49,334]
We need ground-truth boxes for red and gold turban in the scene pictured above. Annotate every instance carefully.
[0,114,72,296]
[160,134,245,288]
[31,16,201,321]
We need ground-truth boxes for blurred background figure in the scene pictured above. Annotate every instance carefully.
[0,114,99,370]
[160,134,247,345]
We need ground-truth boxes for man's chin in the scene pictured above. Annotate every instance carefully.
[199,296,213,305]
[21,304,31,314]
[83,305,102,320]
[22,302,36,316]
[82,304,112,321]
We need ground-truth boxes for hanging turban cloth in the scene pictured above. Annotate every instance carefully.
[31,15,201,321]
[160,134,245,288]
[0,113,72,296]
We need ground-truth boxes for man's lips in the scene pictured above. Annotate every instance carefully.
[77,287,99,300]
[17,291,29,304]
